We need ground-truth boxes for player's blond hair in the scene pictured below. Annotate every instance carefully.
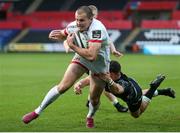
[88,5,98,18]
[76,6,93,19]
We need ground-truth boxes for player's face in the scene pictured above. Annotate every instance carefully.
[110,72,120,81]
[75,12,92,32]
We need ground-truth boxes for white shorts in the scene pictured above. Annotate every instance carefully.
[71,54,110,74]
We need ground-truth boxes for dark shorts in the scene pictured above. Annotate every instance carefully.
[127,78,142,112]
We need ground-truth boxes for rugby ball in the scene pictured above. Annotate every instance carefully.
[73,31,88,48]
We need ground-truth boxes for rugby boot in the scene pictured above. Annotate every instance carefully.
[159,88,176,98]
[150,74,166,89]
[114,103,128,112]
[86,117,94,128]
[22,111,39,124]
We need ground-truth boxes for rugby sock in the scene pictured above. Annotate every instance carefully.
[157,88,175,98]
[152,89,175,98]
[112,98,119,106]
[153,89,171,96]
[153,90,158,97]
[87,102,99,118]
[86,100,90,107]
[157,89,169,95]
[142,96,151,103]
[144,86,157,99]
[35,85,60,114]
[86,95,90,107]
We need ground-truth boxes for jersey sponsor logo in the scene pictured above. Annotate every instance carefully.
[92,30,101,39]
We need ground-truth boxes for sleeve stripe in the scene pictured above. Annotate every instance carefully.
[88,40,102,43]
[64,29,68,36]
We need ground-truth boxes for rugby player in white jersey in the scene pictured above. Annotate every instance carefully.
[22,6,111,128]
[49,5,128,113]
[82,5,128,113]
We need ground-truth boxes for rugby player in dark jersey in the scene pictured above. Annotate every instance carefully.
[74,60,175,118]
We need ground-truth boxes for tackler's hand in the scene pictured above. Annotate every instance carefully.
[97,72,111,83]
[74,81,83,95]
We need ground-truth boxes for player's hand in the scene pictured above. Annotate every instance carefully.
[112,50,123,57]
[97,72,112,83]
[74,82,82,95]
[67,33,76,49]
[49,30,65,41]
[63,40,72,53]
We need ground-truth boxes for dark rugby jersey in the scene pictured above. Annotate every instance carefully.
[105,73,142,103]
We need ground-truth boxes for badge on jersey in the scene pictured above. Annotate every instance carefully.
[92,30,101,39]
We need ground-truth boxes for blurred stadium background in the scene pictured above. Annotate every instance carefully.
[0,0,180,54]
[0,0,180,132]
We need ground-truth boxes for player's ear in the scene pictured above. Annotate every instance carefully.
[90,17,93,21]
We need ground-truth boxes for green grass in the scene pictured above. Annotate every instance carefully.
[0,53,180,132]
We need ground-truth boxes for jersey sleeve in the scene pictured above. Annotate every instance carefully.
[88,29,105,43]
[63,21,77,35]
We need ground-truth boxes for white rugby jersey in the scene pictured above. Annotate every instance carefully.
[64,19,110,74]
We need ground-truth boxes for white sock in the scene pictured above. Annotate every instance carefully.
[153,90,158,97]
[88,95,90,101]
[112,98,119,105]
[35,85,60,114]
[142,96,151,104]
[87,102,99,118]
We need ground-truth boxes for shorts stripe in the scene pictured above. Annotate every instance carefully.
[71,61,89,71]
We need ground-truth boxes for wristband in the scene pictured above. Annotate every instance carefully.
[108,79,114,87]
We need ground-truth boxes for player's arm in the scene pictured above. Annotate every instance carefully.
[49,29,67,41]
[110,41,123,57]
[49,29,72,53]
[67,33,101,61]
[108,79,124,95]
[74,76,90,95]
[98,73,124,95]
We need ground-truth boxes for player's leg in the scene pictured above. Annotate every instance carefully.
[137,87,175,118]
[139,75,166,114]
[129,104,141,118]
[103,91,128,112]
[86,94,90,107]
[36,63,86,113]
[155,88,175,98]
[130,74,166,118]
[86,75,105,128]
[144,74,165,100]
[143,88,175,98]
[86,90,128,112]
[128,95,151,118]
[22,63,87,124]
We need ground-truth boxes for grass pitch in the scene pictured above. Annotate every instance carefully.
[0,53,180,132]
